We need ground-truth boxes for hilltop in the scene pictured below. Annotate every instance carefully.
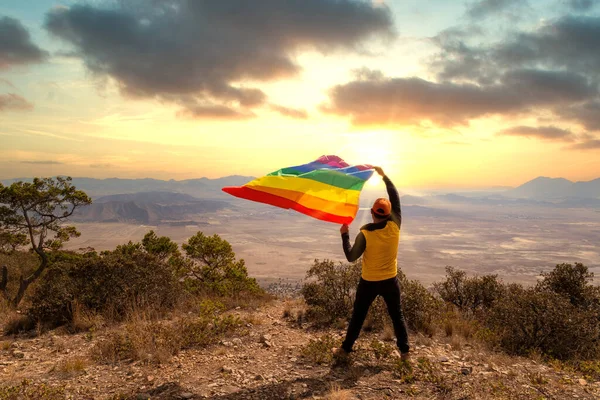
[1,299,598,399]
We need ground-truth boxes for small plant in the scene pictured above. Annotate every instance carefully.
[527,371,548,385]
[55,356,88,377]
[0,379,66,400]
[392,358,415,383]
[576,360,600,381]
[301,334,338,364]
[325,383,352,400]
[370,339,393,360]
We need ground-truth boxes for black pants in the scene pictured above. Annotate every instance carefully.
[342,276,410,354]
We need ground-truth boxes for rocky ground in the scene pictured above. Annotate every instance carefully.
[1,300,599,400]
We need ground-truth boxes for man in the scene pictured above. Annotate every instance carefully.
[335,166,410,360]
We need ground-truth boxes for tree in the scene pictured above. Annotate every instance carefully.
[141,230,180,261]
[537,263,597,307]
[182,232,261,297]
[0,177,91,306]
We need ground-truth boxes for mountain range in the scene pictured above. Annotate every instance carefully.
[0,176,254,199]
[505,177,600,200]
[73,191,232,224]
[2,175,599,224]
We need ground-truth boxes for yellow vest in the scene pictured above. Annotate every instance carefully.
[360,220,400,281]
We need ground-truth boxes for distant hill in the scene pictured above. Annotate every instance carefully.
[1,176,255,199]
[505,177,600,200]
[73,191,232,224]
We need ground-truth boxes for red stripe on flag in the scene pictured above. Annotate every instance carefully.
[222,186,353,224]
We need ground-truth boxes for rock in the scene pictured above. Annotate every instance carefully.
[260,334,272,343]
[232,338,242,346]
[438,356,449,363]
[255,374,265,381]
[461,367,472,375]
[222,341,234,347]
[222,366,234,374]
[180,393,194,399]
[146,375,154,382]
[12,351,24,359]
[579,378,587,386]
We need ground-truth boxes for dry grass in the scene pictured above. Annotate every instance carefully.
[381,324,395,342]
[325,383,353,400]
[69,302,105,333]
[3,313,35,335]
[91,316,180,365]
[91,301,244,365]
[244,313,265,326]
[55,356,89,377]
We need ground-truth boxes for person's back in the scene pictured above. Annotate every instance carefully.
[360,216,400,281]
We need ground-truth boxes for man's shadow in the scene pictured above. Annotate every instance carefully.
[143,361,383,399]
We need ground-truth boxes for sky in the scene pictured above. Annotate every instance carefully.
[1,0,600,189]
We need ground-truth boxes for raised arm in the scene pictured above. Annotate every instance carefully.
[374,167,401,226]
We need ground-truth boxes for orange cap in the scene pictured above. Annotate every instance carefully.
[372,198,391,217]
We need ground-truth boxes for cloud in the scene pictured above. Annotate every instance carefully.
[566,0,597,11]
[466,0,527,19]
[569,139,600,149]
[45,1,394,119]
[270,104,308,119]
[322,69,597,127]
[89,163,112,168]
[498,126,575,141]
[557,101,600,131]
[0,93,33,111]
[176,104,255,120]
[432,16,600,84]
[0,16,48,69]
[21,160,63,165]
[493,16,600,76]
[425,14,600,133]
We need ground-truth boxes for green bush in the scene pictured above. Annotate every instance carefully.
[301,259,361,325]
[300,333,338,364]
[398,271,443,335]
[537,262,599,308]
[182,232,263,298]
[485,284,600,360]
[433,266,504,316]
[27,250,179,329]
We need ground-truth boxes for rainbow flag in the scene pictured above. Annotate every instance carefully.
[222,155,374,224]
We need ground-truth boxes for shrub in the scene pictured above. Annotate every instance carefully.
[301,334,338,364]
[182,232,263,299]
[301,259,361,325]
[27,250,179,329]
[485,284,600,360]
[433,266,504,316]
[397,271,443,335]
[537,262,599,308]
